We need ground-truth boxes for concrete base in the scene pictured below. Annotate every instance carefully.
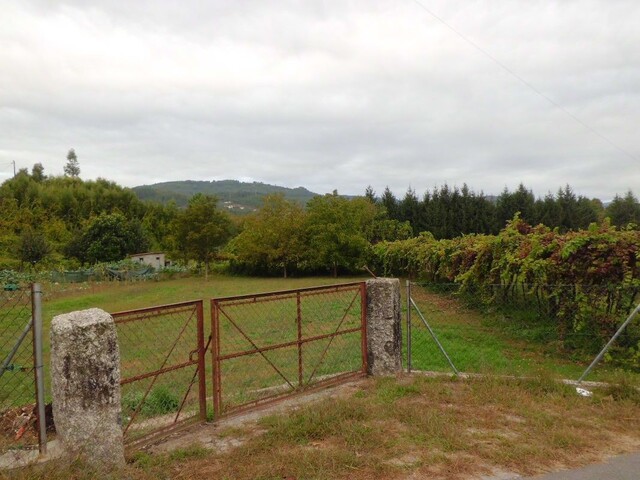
[366,278,403,375]
[50,308,125,469]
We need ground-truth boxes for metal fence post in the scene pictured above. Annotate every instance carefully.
[578,302,640,383]
[31,283,47,455]
[406,280,412,373]
[211,299,221,419]
[196,300,207,422]
[296,292,303,387]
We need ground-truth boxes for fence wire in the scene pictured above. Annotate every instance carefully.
[406,282,640,385]
[0,286,38,453]
[112,300,206,445]
[212,283,367,417]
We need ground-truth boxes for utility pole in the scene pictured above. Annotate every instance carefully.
[12,160,16,177]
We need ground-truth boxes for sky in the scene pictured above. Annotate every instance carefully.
[1,0,638,201]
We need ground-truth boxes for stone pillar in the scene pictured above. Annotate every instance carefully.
[50,308,125,469]
[366,278,402,375]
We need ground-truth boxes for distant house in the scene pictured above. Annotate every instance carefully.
[130,252,171,269]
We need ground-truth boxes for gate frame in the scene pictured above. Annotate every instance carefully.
[211,282,368,419]
[111,299,207,447]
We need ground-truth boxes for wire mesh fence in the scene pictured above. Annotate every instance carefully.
[0,285,45,454]
[211,283,367,417]
[112,300,206,446]
[406,282,640,385]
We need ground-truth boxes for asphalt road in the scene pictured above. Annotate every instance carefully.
[527,452,640,480]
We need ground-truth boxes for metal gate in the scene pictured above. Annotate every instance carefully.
[112,300,207,446]
[211,283,367,417]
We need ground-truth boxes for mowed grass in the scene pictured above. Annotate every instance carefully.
[7,374,640,480]
[406,285,640,386]
[42,274,367,320]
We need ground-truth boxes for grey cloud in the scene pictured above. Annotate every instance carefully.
[1,0,638,200]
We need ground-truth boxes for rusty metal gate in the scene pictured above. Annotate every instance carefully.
[211,282,367,417]
[112,300,207,446]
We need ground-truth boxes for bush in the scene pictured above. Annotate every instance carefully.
[122,386,180,418]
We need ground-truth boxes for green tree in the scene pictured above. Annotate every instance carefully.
[496,183,536,228]
[18,228,50,268]
[0,171,163,267]
[69,212,150,264]
[607,191,640,228]
[368,214,413,243]
[381,186,398,220]
[399,188,420,233]
[64,148,80,177]
[535,192,562,228]
[555,184,598,231]
[142,201,180,251]
[173,194,232,279]
[305,193,376,277]
[31,163,46,182]
[229,194,305,277]
[364,185,377,203]
[589,198,606,223]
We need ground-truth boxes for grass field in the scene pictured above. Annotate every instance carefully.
[4,274,639,406]
[407,284,640,386]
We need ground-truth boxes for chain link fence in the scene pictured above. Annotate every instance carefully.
[1,284,46,455]
[112,300,206,446]
[212,283,367,417]
[406,282,640,386]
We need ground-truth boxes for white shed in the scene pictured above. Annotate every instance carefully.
[130,252,170,269]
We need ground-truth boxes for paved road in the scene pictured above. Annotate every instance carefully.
[526,452,640,480]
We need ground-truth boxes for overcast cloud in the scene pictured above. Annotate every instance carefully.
[1,0,638,200]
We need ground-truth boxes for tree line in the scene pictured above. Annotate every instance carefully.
[228,192,410,277]
[1,156,639,277]
[0,161,410,276]
[372,183,640,239]
[1,160,174,270]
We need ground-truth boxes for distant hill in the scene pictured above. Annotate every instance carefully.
[132,180,320,214]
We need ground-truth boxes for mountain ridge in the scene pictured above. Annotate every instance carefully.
[132,179,321,213]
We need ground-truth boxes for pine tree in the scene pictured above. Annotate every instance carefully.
[607,191,640,227]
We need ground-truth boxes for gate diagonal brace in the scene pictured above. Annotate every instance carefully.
[121,306,197,435]
[217,305,295,390]
[306,289,361,385]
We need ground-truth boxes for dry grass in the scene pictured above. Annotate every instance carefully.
[5,374,640,480]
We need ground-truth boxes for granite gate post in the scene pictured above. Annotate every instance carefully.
[366,278,403,375]
[50,308,125,469]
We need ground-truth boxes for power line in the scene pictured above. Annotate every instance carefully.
[410,0,638,163]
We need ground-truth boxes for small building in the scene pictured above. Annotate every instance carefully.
[130,252,171,269]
